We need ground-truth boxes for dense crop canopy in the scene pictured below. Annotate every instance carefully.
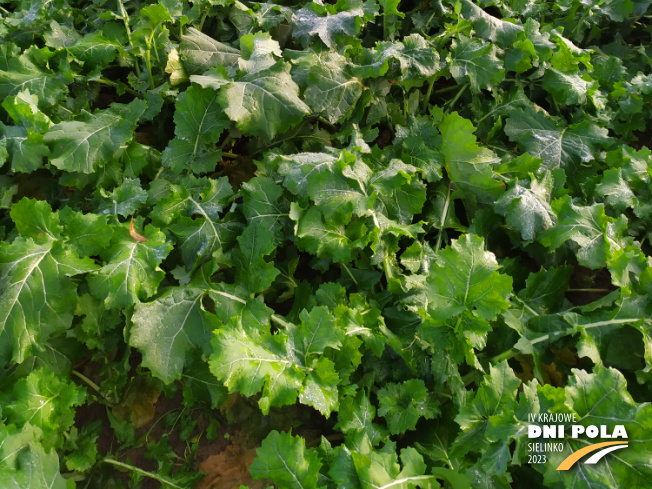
[1,0,652,488]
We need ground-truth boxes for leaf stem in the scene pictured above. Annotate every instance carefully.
[489,318,642,365]
[198,9,210,31]
[209,289,246,304]
[453,315,463,334]
[271,314,294,330]
[433,84,461,96]
[418,10,438,36]
[403,88,409,118]
[72,370,101,392]
[446,83,469,111]
[116,0,140,77]
[90,77,143,98]
[317,116,337,131]
[434,182,452,254]
[423,76,437,110]
[218,132,234,150]
[73,371,114,407]
[341,262,359,286]
[566,288,613,293]
[376,475,439,489]
[145,42,155,89]
[512,296,540,317]
[103,458,185,489]
[462,317,644,387]
[434,25,465,48]
[383,257,394,281]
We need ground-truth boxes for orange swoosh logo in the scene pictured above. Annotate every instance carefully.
[556,441,628,470]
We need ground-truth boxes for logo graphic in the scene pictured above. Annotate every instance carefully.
[556,441,628,470]
[525,413,629,470]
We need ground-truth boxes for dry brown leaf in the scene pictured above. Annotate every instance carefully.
[129,217,149,242]
[196,430,269,489]
[514,354,535,383]
[542,361,564,387]
[551,347,578,366]
[111,380,159,429]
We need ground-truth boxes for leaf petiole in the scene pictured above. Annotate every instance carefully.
[103,458,186,488]
[434,182,452,254]
[116,0,140,77]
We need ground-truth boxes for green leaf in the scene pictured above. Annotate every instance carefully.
[10,197,61,241]
[63,426,99,472]
[448,36,505,93]
[303,152,372,221]
[0,176,17,208]
[595,168,637,212]
[378,0,405,19]
[231,223,280,294]
[93,177,148,217]
[588,0,635,22]
[68,32,120,69]
[453,361,521,457]
[517,266,573,314]
[300,356,340,416]
[540,195,627,269]
[151,177,230,227]
[541,367,652,488]
[59,207,113,257]
[2,89,52,133]
[219,61,310,139]
[352,35,440,86]
[352,444,443,489]
[426,234,512,322]
[377,379,439,434]
[238,32,282,74]
[0,438,68,489]
[5,368,85,449]
[250,430,322,488]
[276,151,339,197]
[335,390,388,445]
[162,85,230,173]
[0,236,96,363]
[495,172,556,241]
[87,222,172,309]
[505,106,612,175]
[293,306,343,363]
[0,50,68,109]
[152,176,236,270]
[44,100,146,173]
[290,203,370,263]
[459,0,522,47]
[209,315,304,413]
[166,48,189,86]
[371,159,427,224]
[292,6,363,48]
[44,20,81,48]
[304,52,363,124]
[395,116,443,182]
[70,293,121,352]
[541,68,592,105]
[438,112,503,202]
[123,141,158,178]
[209,299,346,415]
[179,27,239,75]
[130,286,219,383]
[0,125,49,173]
[182,358,228,409]
[240,176,288,232]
